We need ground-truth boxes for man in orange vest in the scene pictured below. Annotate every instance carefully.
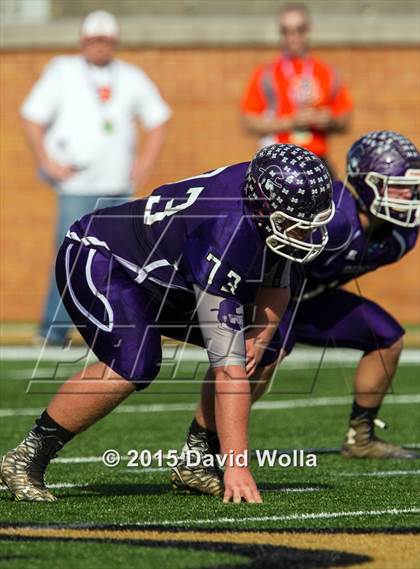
[241,3,353,176]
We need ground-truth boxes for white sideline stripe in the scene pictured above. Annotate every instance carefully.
[51,456,168,470]
[0,404,195,418]
[1,394,420,418]
[253,394,420,410]
[47,458,420,479]
[1,346,419,364]
[339,469,420,477]
[126,466,169,473]
[6,453,419,483]
[0,482,89,491]
[0,478,322,493]
[53,456,104,464]
[265,487,322,493]
[130,507,420,527]
[6,360,412,380]
[4,356,420,380]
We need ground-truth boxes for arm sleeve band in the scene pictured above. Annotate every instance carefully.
[193,285,246,368]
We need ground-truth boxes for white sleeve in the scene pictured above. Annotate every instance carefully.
[193,285,246,369]
[20,58,62,125]
[133,69,172,130]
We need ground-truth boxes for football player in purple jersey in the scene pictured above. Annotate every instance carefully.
[173,130,419,497]
[0,144,334,503]
[278,131,420,460]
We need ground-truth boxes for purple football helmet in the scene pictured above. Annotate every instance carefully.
[244,143,334,263]
[347,131,420,227]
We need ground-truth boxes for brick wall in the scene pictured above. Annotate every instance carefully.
[0,47,419,322]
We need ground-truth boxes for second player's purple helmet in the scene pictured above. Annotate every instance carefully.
[347,131,420,227]
[244,143,335,263]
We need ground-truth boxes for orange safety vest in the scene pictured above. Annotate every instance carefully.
[241,54,353,156]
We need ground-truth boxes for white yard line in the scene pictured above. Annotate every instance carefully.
[0,482,89,491]
[0,363,383,380]
[1,394,419,418]
[338,469,420,477]
[0,403,195,417]
[0,347,92,361]
[50,456,420,480]
[126,507,420,527]
[53,456,105,464]
[252,394,420,410]
[1,346,419,365]
[51,456,167,471]
[0,481,322,493]
[4,359,418,380]
[264,487,323,493]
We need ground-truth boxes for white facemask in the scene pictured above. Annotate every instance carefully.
[265,203,335,263]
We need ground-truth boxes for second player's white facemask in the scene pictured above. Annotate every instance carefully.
[366,170,420,228]
[265,203,335,263]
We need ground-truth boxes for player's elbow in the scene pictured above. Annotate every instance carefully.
[387,337,404,360]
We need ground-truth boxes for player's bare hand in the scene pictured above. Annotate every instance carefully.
[293,107,316,129]
[223,466,262,503]
[40,157,75,182]
[245,337,267,377]
[245,338,257,377]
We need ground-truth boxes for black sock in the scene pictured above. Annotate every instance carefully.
[189,418,220,455]
[32,410,75,454]
[350,401,380,422]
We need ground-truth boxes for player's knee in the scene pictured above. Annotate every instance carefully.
[386,336,404,359]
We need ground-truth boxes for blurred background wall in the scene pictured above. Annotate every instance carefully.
[1,0,419,323]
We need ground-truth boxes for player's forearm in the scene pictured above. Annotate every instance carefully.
[241,113,294,136]
[214,365,251,459]
[22,119,49,164]
[214,366,261,504]
[248,287,290,347]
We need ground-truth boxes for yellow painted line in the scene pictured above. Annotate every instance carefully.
[0,526,419,568]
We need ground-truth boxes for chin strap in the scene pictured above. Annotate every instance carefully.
[345,179,370,214]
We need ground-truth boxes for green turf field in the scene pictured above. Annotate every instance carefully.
[0,347,419,568]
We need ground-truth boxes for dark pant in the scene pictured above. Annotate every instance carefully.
[278,288,404,356]
[55,239,281,388]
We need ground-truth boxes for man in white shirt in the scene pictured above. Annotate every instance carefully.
[21,10,172,345]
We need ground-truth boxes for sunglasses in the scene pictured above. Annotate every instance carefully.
[280,24,308,36]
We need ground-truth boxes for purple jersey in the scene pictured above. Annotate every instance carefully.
[68,163,287,306]
[294,180,419,298]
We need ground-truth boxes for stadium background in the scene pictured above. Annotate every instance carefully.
[0,0,419,326]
